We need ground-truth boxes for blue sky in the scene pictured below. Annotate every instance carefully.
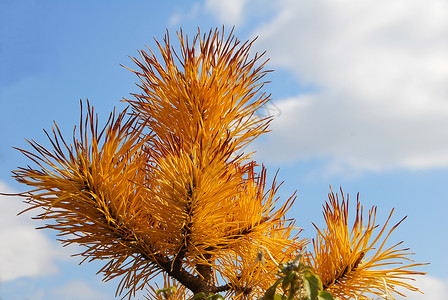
[1,1,447,299]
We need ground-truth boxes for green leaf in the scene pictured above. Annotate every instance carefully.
[262,278,284,300]
[273,294,287,300]
[191,293,224,300]
[303,273,322,300]
[192,292,207,299]
[317,291,334,300]
[301,265,316,273]
[303,270,323,291]
[282,271,295,291]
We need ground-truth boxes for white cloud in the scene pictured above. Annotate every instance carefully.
[0,181,64,281]
[51,279,110,300]
[204,0,248,25]
[396,275,448,300]
[169,0,248,27]
[169,3,201,27]
[249,0,448,173]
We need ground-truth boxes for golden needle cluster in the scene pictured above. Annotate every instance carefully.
[11,28,425,300]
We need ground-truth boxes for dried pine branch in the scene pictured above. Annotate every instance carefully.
[308,187,427,300]
[12,28,304,299]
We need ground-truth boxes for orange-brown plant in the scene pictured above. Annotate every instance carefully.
[11,28,425,300]
[308,188,426,300]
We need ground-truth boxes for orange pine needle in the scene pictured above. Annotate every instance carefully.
[308,187,427,300]
[12,28,302,299]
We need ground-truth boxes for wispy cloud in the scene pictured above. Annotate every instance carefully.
[50,279,110,300]
[204,0,249,25]
[397,275,448,300]
[0,181,65,281]
[170,0,249,27]
[169,3,202,27]
[248,0,448,174]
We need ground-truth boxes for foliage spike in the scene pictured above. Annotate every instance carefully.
[8,28,426,300]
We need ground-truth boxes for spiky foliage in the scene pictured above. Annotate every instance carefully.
[308,188,426,300]
[12,28,305,299]
[11,28,425,300]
